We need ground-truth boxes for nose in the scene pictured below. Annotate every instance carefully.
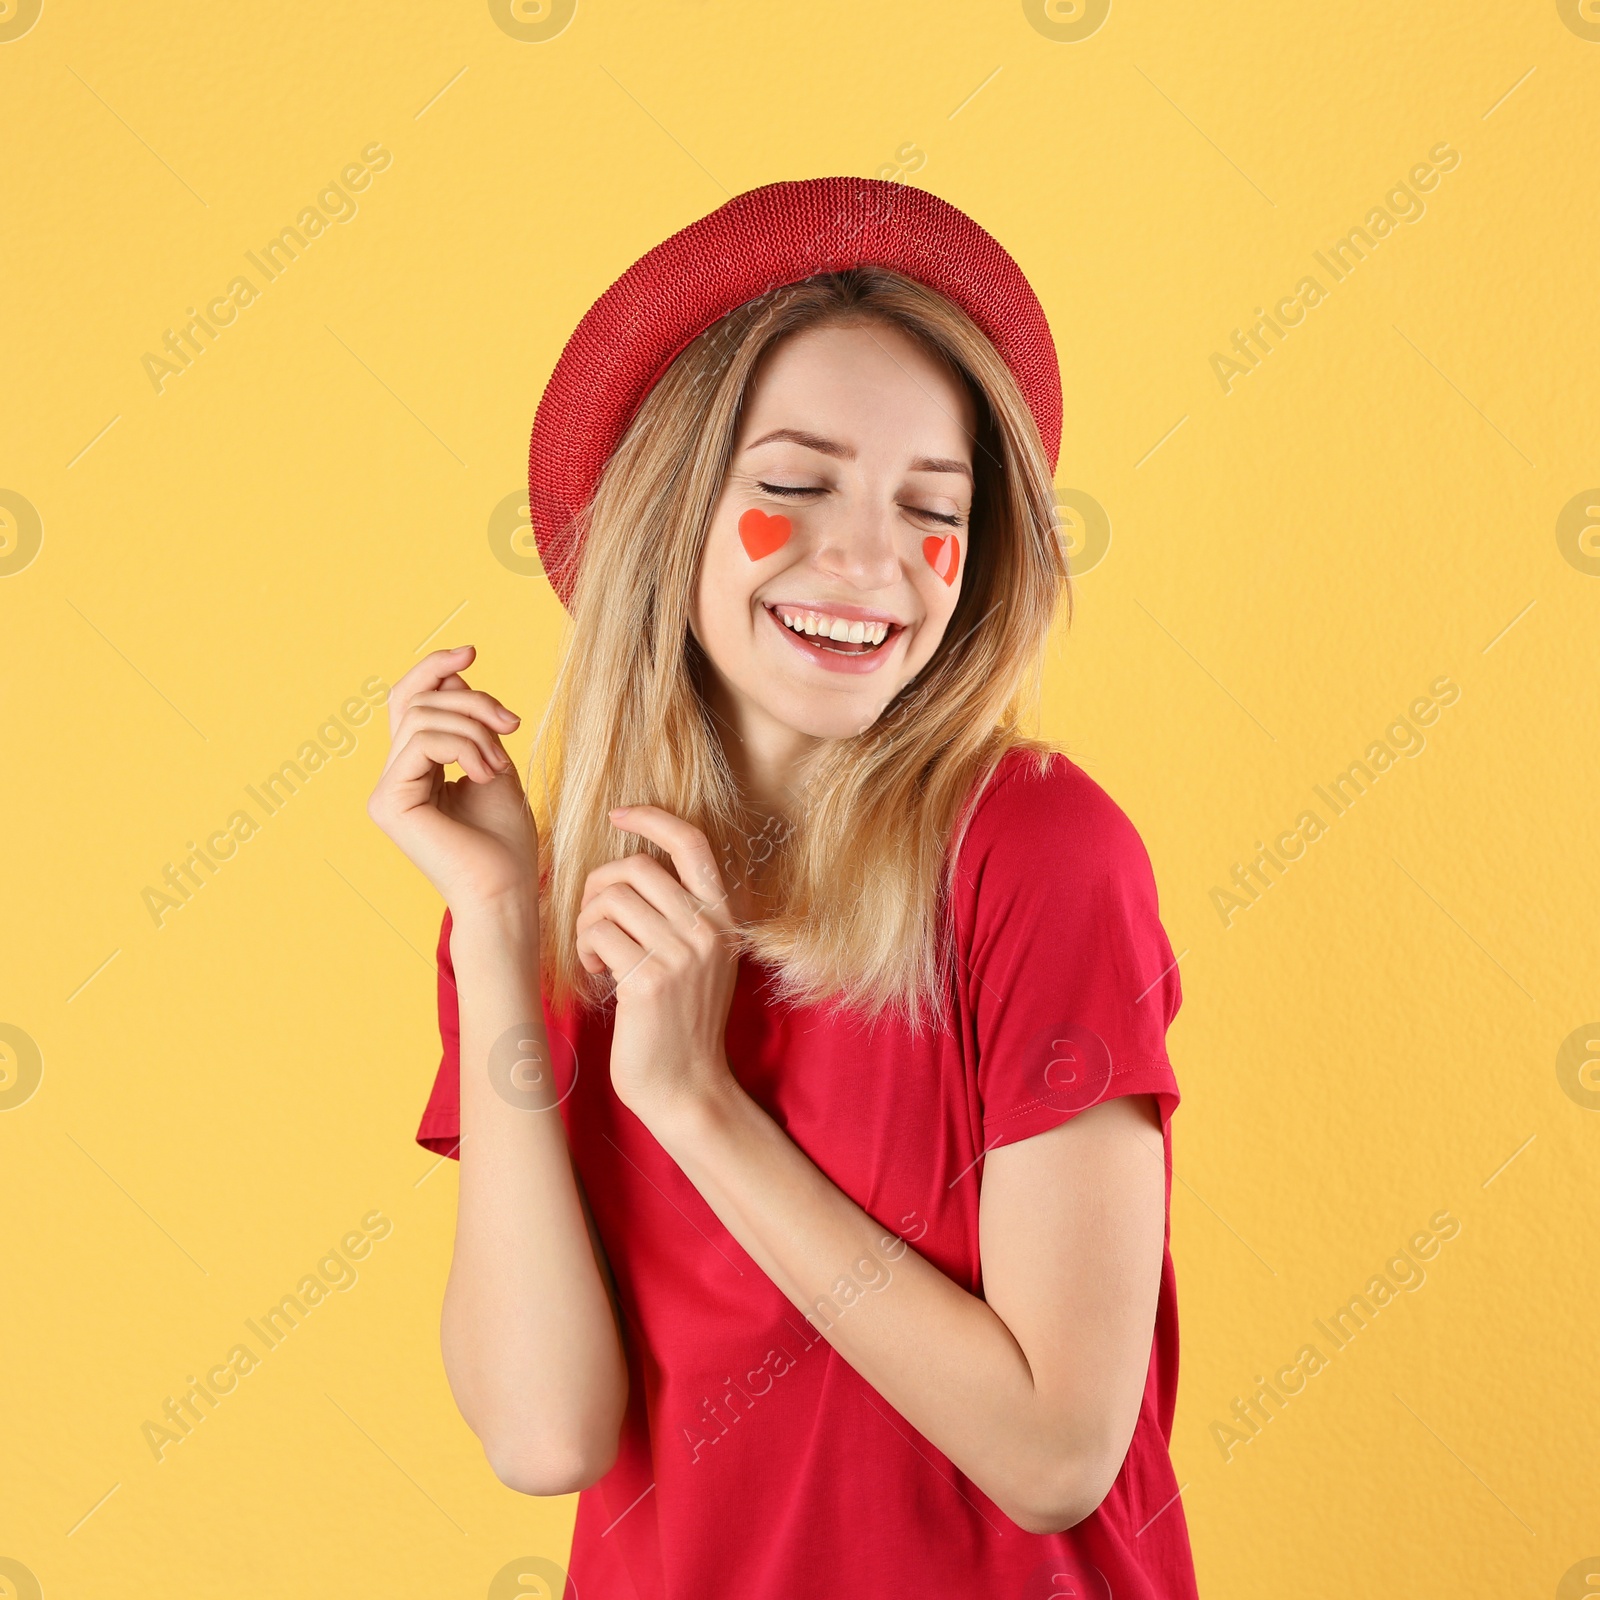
[809,496,902,592]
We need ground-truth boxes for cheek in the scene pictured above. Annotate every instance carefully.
[736,507,793,561]
[695,513,761,640]
[921,531,961,587]
[709,500,761,573]
[906,536,965,656]
[921,530,964,605]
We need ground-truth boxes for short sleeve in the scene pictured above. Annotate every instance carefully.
[956,753,1183,1151]
[415,908,463,1158]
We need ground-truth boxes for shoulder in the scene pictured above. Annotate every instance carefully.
[950,746,1184,1037]
[955,745,1157,893]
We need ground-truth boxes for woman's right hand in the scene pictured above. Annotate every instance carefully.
[366,645,539,915]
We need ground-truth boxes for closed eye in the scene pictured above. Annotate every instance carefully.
[757,482,964,527]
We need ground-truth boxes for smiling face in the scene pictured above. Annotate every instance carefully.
[689,319,978,753]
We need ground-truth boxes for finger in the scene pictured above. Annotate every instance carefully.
[383,713,505,784]
[409,686,521,732]
[578,913,648,984]
[609,806,734,926]
[386,706,510,780]
[379,729,501,800]
[576,882,677,959]
[581,853,700,924]
[387,645,477,736]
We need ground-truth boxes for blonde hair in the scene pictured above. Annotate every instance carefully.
[529,266,1069,1034]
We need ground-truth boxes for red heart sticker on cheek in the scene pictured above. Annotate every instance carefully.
[738,508,792,561]
[923,533,960,586]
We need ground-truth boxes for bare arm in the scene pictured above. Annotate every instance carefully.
[442,899,629,1493]
[652,1084,1165,1534]
[579,804,1168,1535]
[368,646,627,1493]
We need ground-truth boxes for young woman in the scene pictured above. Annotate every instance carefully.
[368,178,1198,1599]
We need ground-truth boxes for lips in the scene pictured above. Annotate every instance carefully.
[761,603,906,676]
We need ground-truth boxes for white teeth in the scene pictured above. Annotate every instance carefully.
[774,607,891,647]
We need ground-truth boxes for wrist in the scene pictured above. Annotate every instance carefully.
[643,1065,752,1156]
[448,888,541,955]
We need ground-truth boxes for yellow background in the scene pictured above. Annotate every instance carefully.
[3,1,1597,1595]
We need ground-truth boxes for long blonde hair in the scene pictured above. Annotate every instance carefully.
[529,266,1069,1034]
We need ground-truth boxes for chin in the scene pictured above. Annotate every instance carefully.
[764,688,898,741]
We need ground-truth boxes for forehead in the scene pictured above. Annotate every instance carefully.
[737,320,977,449]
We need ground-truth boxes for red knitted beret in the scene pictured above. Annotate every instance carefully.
[528,176,1061,610]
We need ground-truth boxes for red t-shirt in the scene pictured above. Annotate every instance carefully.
[416,746,1198,1599]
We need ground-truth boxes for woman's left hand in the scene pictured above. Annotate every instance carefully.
[577,805,743,1125]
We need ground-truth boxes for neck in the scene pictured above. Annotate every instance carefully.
[697,673,826,924]
[702,679,820,827]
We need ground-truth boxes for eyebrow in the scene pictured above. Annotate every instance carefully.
[744,427,973,484]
